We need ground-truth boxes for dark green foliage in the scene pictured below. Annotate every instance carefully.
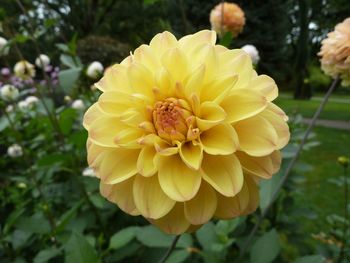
[77,35,131,66]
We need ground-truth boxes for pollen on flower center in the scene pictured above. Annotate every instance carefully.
[152,98,198,143]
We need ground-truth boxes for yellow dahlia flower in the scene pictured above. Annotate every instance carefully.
[318,18,350,86]
[83,30,290,234]
[210,2,245,37]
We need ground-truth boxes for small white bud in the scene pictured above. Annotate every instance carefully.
[1,84,19,101]
[7,144,23,158]
[71,99,85,110]
[35,54,51,69]
[241,44,260,65]
[86,61,104,79]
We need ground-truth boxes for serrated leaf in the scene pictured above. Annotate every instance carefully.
[250,229,280,263]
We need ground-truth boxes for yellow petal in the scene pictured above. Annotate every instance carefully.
[184,181,217,225]
[235,116,278,157]
[97,148,140,184]
[149,203,191,234]
[184,64,205,99]
[114,128,144,149]
[214,175,259,219]
[100,178,140,215]
[133,44,161,73]
[236,151,281,179]
[133,175,176,219]
[202,153,243,197]
[137,146,158,177]
[200,124,238,155]
[83,103,103,130]
[161,48,189,83]
[98,91,145,117]
[220,89,267,123]
[95,64,131,92]
[200,74,238,103]
[260,105,290,149]
[196,101,226,131]
[158,154,202,201]
[190,44,219,82]
[179,141,203,170]
[89,115,127,147]
[128,62,154,98]
[179,30,216,52]
[149,31,178,57]
[241,175,259,215]
[249,75,278,101]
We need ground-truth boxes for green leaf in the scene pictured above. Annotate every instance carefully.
[250,229,281,263]
[58,108,77,135]
[292,255,325,263]
[0,116,9,132]
[167,250,190,263]
[56,43,69,52]
[15,213,51,234]
[109,226,140,250]
[65,232,99,263]
[259,171,283,211]
[136,225,192,248]
[196,222,219,250]
[56,201,84,233]
[215,218,239,236]
[59,68,82,94]
[3,207,25,235]
[34,248,61,263]
[218,32,233,47]
[60,54,82,68]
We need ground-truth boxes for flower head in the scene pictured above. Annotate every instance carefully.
[7,144,23,158]
[241,44,260,65]
[318,18,350,86]
[1,84,19,101]
[35,54,51,69]
[14,60,36,80]
[210,2,245,37]
[338,156,349,167]
[87,61,104,79]
[72,99,85,110]
[0,37,9,56]
[83,30,289,234]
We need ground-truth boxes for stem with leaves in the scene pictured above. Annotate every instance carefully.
[238,76,340,260]
[159,235,181,263]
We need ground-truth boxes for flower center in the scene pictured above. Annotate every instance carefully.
[152,98,199,144]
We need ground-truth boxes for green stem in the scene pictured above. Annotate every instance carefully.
[159,235,180,263]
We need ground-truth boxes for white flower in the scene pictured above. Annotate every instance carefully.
[241,44,260,65]
[6,105,14,112]
[1,84,19,101]
[0,37,9,56]
[7,144,23,158]
[82,167,95,177]
[71,99,85,110]
[18,100,29,110]
[35,54,50,69]
[25,96,39,106]
[86,61,104,79]
[14,60,36,80]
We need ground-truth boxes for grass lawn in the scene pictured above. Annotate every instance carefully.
[296,127,350,234]
[276,95,350,244]
[275,96,350,121]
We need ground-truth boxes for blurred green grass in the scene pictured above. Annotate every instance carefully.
[275,96,350,121]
